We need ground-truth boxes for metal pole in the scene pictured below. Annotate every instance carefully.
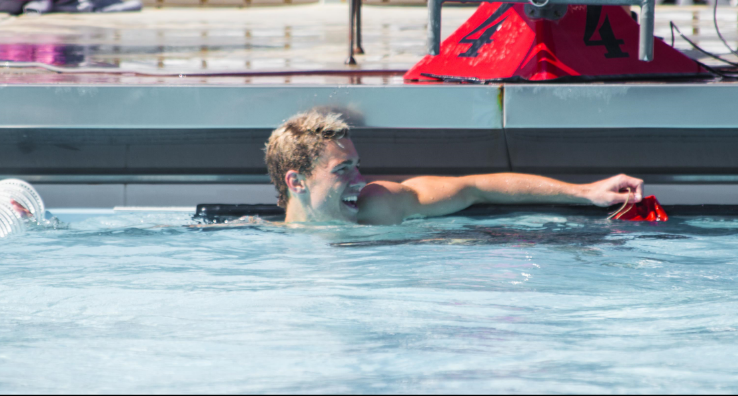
[355,0,365,54]
[639,0,654,61]
[346,0,357,64]
[428,0,443,55]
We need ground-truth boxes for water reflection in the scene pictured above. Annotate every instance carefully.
[0,43,88,66]
[0,42,273,67]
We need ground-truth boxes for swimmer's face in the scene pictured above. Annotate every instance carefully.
[300,138,366,223]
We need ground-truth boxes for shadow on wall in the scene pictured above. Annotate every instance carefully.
[311,106,366,128]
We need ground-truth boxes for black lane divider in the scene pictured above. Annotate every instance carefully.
[194,203,738,222]
[195,204,285,220]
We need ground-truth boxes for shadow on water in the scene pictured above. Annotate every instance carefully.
[331,216,738,248]
[332,223,628,248]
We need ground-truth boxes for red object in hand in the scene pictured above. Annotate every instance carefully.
[613,196,668,222]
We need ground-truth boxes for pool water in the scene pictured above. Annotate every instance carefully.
[1,211,737,393]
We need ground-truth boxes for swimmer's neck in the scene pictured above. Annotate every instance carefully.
[284,198,360,224]
[284,198,310,223]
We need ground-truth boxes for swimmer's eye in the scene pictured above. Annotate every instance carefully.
[333,161,359,175]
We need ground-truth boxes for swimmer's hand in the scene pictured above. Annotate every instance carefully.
[581,174,643,207]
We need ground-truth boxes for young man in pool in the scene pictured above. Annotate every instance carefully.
[266,111,644,225]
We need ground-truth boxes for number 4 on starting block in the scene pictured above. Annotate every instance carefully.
[404,2,706,82]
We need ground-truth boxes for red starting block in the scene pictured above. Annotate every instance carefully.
[405,3,706,82]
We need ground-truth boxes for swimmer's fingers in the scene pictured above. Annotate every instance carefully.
[632,178,644,203]
[587,174,644,207]
[615,174,644,203]
[608,190,635,206]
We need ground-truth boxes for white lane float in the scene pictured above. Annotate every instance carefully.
[0,179,46,238]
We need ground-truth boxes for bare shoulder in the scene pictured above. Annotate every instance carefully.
[357,181,417,225]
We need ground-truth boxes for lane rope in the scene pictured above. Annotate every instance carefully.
[0,179,46,238]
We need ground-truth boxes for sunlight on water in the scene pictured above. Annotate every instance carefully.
[1,212,737,393]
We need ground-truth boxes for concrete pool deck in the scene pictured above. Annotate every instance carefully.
[0,4,736,82]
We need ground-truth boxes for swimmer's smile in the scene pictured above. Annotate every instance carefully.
[341,195,358,211]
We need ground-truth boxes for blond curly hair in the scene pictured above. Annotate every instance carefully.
[265,111,349,208]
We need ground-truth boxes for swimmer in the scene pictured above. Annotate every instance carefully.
[266,111,644,225]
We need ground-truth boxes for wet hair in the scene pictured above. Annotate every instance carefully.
[265,111,349,208]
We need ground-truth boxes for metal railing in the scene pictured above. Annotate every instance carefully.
[427,0,656,61]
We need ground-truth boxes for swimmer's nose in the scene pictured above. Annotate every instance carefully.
[350,172,367,191]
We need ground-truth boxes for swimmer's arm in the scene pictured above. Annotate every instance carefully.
[358,173,643,225]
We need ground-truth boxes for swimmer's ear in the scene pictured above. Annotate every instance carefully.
[285,170,307,194]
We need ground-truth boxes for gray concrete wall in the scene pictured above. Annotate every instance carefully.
[2,83,738,207]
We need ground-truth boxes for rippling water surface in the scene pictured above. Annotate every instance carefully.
[1,211,737,393]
